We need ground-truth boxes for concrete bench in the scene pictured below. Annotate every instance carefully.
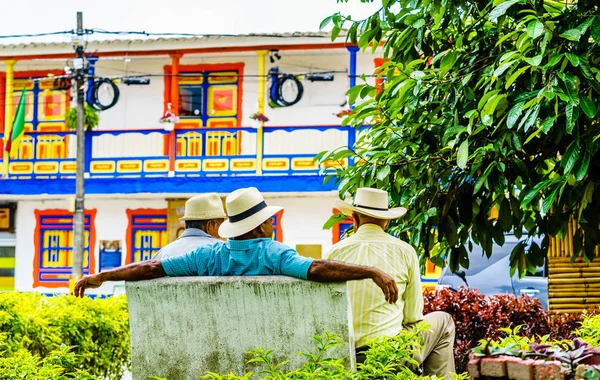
[126,276,355,380]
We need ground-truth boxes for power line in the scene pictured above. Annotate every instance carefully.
[0,29,341,41]
[0,31,76,39]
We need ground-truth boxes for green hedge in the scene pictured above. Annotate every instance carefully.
[0,292,130,379]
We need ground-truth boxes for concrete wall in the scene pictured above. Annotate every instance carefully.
[126,276,354,380]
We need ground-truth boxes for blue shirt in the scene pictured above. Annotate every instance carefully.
[153,228,220,260]
[161,238,315,280]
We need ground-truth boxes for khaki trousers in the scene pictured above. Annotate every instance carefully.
[356,311,456,379]
[405,311,456,379]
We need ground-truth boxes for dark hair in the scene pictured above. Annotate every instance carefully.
[185,219,223,231]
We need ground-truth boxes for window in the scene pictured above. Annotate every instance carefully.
[33,209,96,288]
[0,246,15,291]
[177,71,240,128]
[272,210,284,242]
[179,86,203,117]
[13,77,69,132]
[126,209,168,264]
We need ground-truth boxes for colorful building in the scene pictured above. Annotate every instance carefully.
[0,33,441,295]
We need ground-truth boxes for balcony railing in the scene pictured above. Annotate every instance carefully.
[0,125,358,179]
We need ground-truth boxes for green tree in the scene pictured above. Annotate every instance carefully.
[319,0,600,275]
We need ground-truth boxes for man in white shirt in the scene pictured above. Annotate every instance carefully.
[153,193,226,260]
[324,188,455,379]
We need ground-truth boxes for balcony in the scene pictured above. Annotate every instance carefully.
[0,125,357,195]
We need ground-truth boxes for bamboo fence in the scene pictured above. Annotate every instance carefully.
[548,219,600,314]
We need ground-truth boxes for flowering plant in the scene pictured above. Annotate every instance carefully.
[335,109,352,118]
[250,112,269,123]
[159,102,180,124]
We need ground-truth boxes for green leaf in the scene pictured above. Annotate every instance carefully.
[521,179,553,207]
[542,186,559,214]
[507,101,524,129]
[546,54,564,68]
[521,104,540,133]
[376,165,391,181]
[560,29,581,42]
[331,26,342,41]
[482,94,506,122]
[320,16,333,30]
[527,20,544,39]
[440,51,457,76]
[565,53,580,67]
[576,153,590,181]
[445,216,458,246]
[524,55,543,66]
[489,0,521,21]
[580,96,597,118]
[505,66,529,89]
[474,175,487,195]
[457,139,469,169]
[493,60,518,78]
[566,103,575,133]
[322,212,348,230]
[478,89,501,111]
[498,197,513,232]
[410,18,426,29]
[561,141,580,175]
[541,116,557,133]
[592,16,600,43]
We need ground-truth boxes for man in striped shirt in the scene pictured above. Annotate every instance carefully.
[325,188,455,379]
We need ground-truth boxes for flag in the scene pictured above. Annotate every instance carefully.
[5,88,26,159]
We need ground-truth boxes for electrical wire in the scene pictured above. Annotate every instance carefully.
[87,29,338,38]
[0,31,77,39]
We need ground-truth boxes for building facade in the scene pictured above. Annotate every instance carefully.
[0,33,441,295]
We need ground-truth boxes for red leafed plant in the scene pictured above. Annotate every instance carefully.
[423,287,551,373]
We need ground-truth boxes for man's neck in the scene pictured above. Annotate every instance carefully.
[358,222,386,230]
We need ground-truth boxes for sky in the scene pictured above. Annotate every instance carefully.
[0,0,381,45]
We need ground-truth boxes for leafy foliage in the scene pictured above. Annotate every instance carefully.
[424,287,551,372]
[0,345,96,380]
[319,0,600,275]
[0,292,130,379]
[575,311,600,347]
[66,105,100,131]
[202,328,468,379]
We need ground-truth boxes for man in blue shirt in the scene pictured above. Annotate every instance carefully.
[154,193,226,260]
[74,187,399,303]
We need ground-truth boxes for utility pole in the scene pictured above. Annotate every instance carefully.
[72,11,86,284]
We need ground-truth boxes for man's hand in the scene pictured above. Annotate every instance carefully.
[371,269,399,304]
[306,260,399,303]
[74,274,103,298]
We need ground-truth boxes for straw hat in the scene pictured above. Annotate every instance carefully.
[335,188,407,220]
[218,187,282,239]
[180,193,227,221]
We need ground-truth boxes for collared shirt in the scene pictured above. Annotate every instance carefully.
[324,224,424,347]
[153,228,220,260]
[161,238,315,280]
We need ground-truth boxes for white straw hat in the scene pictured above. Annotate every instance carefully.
[180,193,227,221]
[335,188,407,220]
[218,187,282,238]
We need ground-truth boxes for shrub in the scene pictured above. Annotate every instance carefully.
[423,287,550,373]
[0,345,96,380]
[575,312,600,347]
[550,308,600,342]
[199,326,468,380]
[0,292,129,379]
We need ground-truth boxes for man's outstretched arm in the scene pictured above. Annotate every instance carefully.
[306,260,399,304]
[73,260,166,298]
